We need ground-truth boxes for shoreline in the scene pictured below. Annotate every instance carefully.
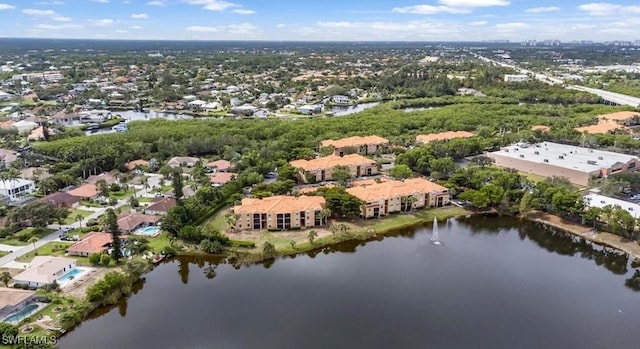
[527,211,640,260]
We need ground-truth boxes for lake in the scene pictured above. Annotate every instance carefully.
[58,216,640,349]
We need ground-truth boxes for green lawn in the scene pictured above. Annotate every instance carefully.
[204,207,230,232]
[138,197,154,203]
[16,242,74,263]
[0,251,8,258]
[80,200,106,208]
[63,208,93,225]
[147,232,172,253]
[517,171,548,183]
[110,189,135,200]
[1,228,55,246]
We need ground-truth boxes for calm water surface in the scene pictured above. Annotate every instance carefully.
[59,216,640,349]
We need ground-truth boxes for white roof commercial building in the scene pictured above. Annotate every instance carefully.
[584,193,640,219]
[0,178,35,202]
[487,142,640,186]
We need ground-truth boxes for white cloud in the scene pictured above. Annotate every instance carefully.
[130,25,143,29]
[116,29,129,33]
[276,23,286,28]
[438,0,509,7]
[470,21,488,26]
[494,22,529,30]
[35,1,64,4]
[186,23,260,38]
[232,9,255,14]
[0,3,15,10]
[89,18,114,26]
[392,5,469,14]
[35,23,82,30]
[90,0,110,3]
[186,0,239,11]
[525,6,560,13]
[131,13,149,19]
[22,9,57,16]
[147,0,165,6]
[123,0,130,3]
[578,2,640,16]
[53,16,71,22]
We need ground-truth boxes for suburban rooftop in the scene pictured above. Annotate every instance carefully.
[491,142,638,173]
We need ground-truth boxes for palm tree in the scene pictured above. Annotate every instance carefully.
[319,208,331,226]
[27,237,39,254]
[75,214,84,228]
[0,271,11,287]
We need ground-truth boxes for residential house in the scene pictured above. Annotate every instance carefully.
[51,112,81,127]
[0,288,36,319]
[0,179,35,201]
[205,159,233,173]
[20,167,51,181]
[290,154,379,183]
[13,120,38,134]
[332,95,350,104]
[209,172,237,187]
[39,191,81,208]
[144,197,176,215]
[117,213,161,233]
[346,178,450,218]
[67,232,127,257]
[168,156,200,168]
[13,256,77,288]
[320,135,389,156]
[298,105,322,115]
[416,131,475,144]
[86,172,118,185]
[0,91,13,101]
[126,159,149,171]
[67,184,99,199]
[233,195,326,231]
[231,105,258,116]
[27,126,57,141]
[0,121,15,130]
[0,148,19,169]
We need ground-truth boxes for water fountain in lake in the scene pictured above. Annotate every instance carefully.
[430,217,442,245]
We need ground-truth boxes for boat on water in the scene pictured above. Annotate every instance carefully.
[152,255,165,264]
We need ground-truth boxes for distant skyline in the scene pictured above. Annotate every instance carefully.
[0,1,639,42]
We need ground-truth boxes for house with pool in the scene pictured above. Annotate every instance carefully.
[13,256,78,288]
[117,213,162,235]
[0,288,36,321]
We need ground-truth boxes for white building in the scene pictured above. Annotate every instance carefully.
[584,193,640,219]
[298,105,322,115]
[487,142,640,186]
[504,74,530,82]
[332,95,350,104]
[0,178,36,201]
[0,91,13,101]
[13,257,77,288]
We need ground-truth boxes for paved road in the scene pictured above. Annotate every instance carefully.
[0,174,165,267]
[471,52,640,108]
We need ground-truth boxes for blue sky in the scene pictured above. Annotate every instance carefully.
[0,0,639,41]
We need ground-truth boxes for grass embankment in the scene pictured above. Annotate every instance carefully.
[527,211,640,260]
[225,206,470,263]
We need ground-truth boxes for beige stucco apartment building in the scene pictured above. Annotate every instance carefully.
[346,178,450,218]
[290,154,378,183]
[487,142,640,186]
[320,135,389,156]
[234,195,326,231]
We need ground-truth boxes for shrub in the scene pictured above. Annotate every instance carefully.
[88,253,102,265]
[161,246,177,256]
[100,254,112,266]
[200,239,222,254]
[229,240,256,248]
[0,322,17,339]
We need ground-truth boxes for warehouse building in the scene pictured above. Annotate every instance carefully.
[487,142,640,186]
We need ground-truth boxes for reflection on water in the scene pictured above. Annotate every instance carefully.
[330,102,379,116]
[60,216,640,349]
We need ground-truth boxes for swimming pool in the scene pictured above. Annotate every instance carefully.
[3,303,43,324]
[135,226,160,237]
[57,268,89,288]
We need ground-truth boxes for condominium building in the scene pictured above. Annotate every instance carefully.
[320,135,389,156]
[233,195,326,231]
[290,154,378,183]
